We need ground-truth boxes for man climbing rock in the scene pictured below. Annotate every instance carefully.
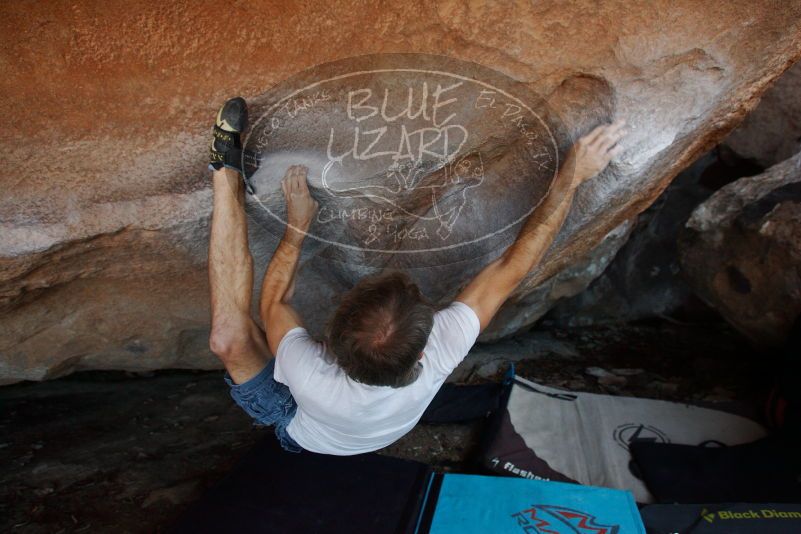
[207,97,625,454]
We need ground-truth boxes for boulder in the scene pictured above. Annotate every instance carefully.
[2,1,801,382]
[679,151,801,346]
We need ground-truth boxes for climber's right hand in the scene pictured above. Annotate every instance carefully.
[565,119,626,188]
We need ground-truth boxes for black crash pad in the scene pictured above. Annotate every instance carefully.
[171,433,431,533]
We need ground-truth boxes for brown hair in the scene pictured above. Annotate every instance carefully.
[325,272,435,387]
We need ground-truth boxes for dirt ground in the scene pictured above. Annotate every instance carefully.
[1,320,774,533]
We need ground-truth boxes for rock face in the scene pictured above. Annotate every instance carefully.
[723,60,801,167]
[1,1,801,383]
[679,151,801,347]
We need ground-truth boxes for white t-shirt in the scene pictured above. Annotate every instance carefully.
[273,301,481,455]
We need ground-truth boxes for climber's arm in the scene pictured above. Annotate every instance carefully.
[457,120,626,331]
[260,165,319,354]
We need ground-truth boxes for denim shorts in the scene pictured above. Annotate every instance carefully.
[224,359,302,453]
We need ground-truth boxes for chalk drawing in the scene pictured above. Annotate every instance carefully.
[242,54,566,260]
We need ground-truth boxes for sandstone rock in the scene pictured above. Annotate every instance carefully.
[723,60,801,167]
[1,1,801,382]
[679,151,801,346]
[141,480,202,509]
[585,367,615,379]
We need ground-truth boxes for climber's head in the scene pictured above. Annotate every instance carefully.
[326,271,435,387]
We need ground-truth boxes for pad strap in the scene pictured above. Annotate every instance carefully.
[212,125,240,147]
[209,125,259,193]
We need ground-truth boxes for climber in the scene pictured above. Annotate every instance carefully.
[207,97,625,454]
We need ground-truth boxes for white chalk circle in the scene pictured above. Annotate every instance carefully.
[242,54,570,266]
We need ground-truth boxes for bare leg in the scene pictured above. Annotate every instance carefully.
[208,167,271,384]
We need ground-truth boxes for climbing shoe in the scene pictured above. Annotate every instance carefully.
[209,96,258,193]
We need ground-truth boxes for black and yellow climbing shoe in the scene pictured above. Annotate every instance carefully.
[209,96,258,193]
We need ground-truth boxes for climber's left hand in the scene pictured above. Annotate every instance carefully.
[565,119,626,188]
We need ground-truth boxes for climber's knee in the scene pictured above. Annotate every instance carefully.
[209,327,239,362]
[209,318,251,361]
[209,317,270,382]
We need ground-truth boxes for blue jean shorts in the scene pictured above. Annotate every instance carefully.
[224,359,302,453]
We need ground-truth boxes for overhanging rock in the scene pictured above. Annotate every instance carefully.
[1,1,801,382]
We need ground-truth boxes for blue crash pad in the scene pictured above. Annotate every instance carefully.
[427,474,644,534]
